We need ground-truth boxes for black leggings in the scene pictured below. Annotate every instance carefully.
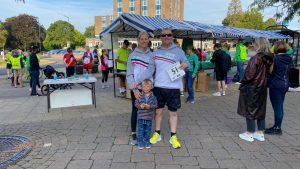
[246,118,265,132]
[131,90,138,132]
[102,70,109,83]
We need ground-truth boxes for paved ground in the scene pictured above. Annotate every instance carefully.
[0,71,300,169]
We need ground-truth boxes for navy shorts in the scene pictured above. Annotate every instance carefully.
[153,87,181,112]
[6,63,12,69]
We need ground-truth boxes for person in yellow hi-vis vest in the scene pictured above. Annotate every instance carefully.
[116,39,130,95]
[5,50,12,80]
[11,50,24,88]
[234,40,247,83]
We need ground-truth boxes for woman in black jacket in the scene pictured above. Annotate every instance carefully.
[237,37,273,142]
[265,41,292,135]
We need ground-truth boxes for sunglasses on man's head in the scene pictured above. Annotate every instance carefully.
[161,34,172,37]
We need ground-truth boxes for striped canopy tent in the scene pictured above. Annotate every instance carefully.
[100,13,290,40]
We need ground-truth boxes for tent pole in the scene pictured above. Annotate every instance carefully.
[111,33,116,98]
[296,37,299,66]
[200,34,203,50]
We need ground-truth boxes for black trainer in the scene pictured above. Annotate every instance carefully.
[264,126,282,135]
[131,133,137,145]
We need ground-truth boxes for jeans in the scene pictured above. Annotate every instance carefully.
[185,71,194,101]
[138,119,152,147]
[237,62,245,81]
[30,70,39,95]
[269,88,288,128]
[246,118,265,133]
[131,90,138,132]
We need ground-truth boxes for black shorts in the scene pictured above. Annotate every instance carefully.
[6,63,12,69]
[66,67,75,77]
[216,71,226,81]
[153,87,181,112]
[116,69,126,78]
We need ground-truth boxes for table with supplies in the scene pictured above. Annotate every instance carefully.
[43,77,97,112]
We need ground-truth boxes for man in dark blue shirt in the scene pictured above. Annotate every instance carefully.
[30,46,41,96]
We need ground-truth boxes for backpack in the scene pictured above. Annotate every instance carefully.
[222,51,232,72]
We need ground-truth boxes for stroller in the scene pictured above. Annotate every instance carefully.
[41,65,71,95]
[43,65,65,79]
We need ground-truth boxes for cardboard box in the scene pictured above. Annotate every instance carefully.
[197,72,208,92]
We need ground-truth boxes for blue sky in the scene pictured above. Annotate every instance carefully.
[0,0,298,32]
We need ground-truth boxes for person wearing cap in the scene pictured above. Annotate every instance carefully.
[116,40,130,95]
[29,46,41,96]
[11,49,24,88]
[211,43,230,96]
[234,39,248,84]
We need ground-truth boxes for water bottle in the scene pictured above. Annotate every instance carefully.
[85,73,89,79]
[53,73,58,80]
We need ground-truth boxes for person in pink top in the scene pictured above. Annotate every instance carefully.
[99,49,109,88]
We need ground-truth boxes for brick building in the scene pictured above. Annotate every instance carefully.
[94,15,115,38]
[113,0,184,20]
[95,0,184,37]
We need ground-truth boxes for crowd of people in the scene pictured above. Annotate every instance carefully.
[3,46,42,96]
[122,29,294,149]
[1,28,295,149]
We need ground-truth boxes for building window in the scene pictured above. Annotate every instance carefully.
[141,0,148,16]
[109,16,114,24]
[155,0,161,17]
[117,0,122,16]
[102,16,106,30]
[129,0,135,14]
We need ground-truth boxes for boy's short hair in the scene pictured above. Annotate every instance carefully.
[142,79,153,88]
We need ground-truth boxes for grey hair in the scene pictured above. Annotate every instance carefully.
[254,37,271,53]
[137,32,150,40]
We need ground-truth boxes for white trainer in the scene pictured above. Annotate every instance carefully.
[239,132,254,142]
[212,92,222,97]
[222,91,226,96]
[253,132,265,141]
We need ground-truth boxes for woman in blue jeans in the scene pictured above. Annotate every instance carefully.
[185,46,199,103]
[265,41,292,135]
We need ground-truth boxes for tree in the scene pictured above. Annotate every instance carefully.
[74,30,85,47]
[238,8,264,30]
[222,0,243,27]
[222,1,278,30]
[263,18,277,29]
[4,14,46,50]
[43,20,75,50]
[252,0,300,22]
[84,26,95,38]
[0,22,8,49]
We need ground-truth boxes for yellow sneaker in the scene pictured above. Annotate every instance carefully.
[169,135,181,149]
[150,132,162,144]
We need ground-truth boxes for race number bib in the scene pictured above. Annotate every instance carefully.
[167,63,185,81]
[83,57,90,64]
